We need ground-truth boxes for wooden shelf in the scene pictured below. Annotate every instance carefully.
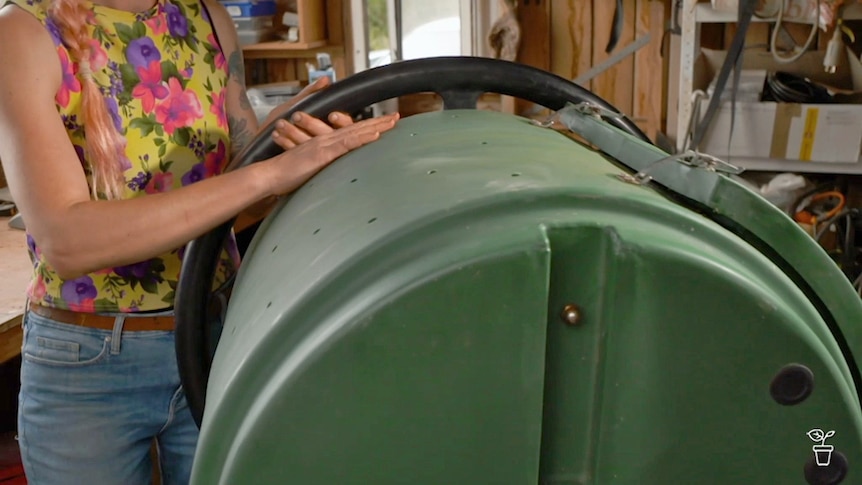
[732,157,862,175]
[242,41,341,60]
[695,2,862,24]
[243,40,328,52]
[239,0,348,83]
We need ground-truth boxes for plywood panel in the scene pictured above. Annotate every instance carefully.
[591,0,636,117]
[512,0,552,116]
[296,0,327,45]
[404,0,674,137]
[550,0,593,90]
[633,0,665,139]
[326,0,344,48]
[724,22,770,49]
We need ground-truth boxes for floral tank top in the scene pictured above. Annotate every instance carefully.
[8,0,239,312]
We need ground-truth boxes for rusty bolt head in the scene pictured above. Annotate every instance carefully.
[561,304,583,326]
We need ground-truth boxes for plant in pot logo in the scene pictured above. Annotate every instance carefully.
[807,428,836,467]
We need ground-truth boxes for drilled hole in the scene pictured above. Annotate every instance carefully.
[410,133,418,137]
[368,217,378,224]
[481,141,488,145]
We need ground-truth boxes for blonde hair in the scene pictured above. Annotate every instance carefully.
[50,0,127,200]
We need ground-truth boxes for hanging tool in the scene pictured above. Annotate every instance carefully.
[521,33,651,118]
[575,34,652,86]
[606,0,624,53]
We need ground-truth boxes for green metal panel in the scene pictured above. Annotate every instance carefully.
[541,223,860,483]
[191,110,862,484]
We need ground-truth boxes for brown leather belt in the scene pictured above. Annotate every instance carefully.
[28,303,175,332]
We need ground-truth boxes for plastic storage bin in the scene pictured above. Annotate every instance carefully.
[221,0,277,46]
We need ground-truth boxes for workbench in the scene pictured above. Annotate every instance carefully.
[0,217,29,365]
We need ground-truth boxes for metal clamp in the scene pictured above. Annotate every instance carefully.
[677,151,743,175]
[617,150,742,186]
[529,101,624,129]
[570,102,626,120]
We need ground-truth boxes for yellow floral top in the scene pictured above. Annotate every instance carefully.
[8,0,239,312]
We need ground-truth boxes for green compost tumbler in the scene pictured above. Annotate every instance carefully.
[174,57,862,485]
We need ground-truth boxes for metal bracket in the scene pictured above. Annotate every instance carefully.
[570,102,626,120]
[529,102,743,188]
[616,150,742,186]
[529,101,623,129]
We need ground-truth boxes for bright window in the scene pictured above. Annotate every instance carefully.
[355,0,495,71]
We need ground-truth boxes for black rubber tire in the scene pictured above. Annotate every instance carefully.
[174,56,652,428]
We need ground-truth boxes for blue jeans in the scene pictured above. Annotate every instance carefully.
[17,310,199,485]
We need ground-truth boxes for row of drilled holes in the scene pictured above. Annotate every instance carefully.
[272,168,522,252]
[258,120,513,315]
[263,146,525,309]
[301,168,521,242]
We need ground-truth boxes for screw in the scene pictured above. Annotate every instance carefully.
[561,304,583,326]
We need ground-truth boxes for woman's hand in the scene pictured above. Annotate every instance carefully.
[271,110,353,149]
[236,78,356,230]
[261,112,399,197]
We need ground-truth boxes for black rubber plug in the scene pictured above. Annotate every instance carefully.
[770,363,814,406]
[805,451,848,485]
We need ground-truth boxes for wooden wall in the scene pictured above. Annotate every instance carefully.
[515,0,670,140]
[246,0,673,141]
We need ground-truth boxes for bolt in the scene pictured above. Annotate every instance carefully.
[561,304,583,326]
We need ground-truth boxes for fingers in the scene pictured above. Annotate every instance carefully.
[291,112,335,137]
[271,119,305,149]
[327,111,353,129]
[271,111,334,148]
[319,113,399,155]
[266,113,400,196]
[273,111,396,150]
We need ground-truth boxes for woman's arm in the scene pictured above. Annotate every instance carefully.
[203,0,353,231]
[0,4,397,279]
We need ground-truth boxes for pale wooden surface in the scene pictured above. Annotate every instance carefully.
[545,1,670,138]
[0,216,29,364]
[633,0,666,140]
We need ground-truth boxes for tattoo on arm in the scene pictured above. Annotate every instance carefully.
[228,50,251,110]
[227,48,255,156]
[229,114,253,159]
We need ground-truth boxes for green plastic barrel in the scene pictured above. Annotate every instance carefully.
[188,109,861,484]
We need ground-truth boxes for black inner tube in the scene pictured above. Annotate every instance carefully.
[174,56,652,428]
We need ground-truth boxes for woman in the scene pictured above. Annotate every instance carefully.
[0,0,398,480]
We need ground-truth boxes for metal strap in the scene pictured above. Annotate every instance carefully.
[688,0,757,152]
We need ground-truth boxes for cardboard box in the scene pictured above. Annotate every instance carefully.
[694,48,862,163]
